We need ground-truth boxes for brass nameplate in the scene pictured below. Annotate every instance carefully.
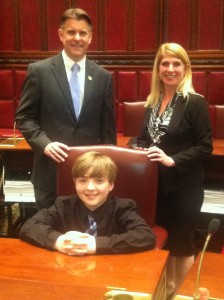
[0,137,24,146]
[104,290,152,299]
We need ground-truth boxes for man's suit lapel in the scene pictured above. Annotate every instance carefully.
[51,53,77,121]
[79,59,94,119]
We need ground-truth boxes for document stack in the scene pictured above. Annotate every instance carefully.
[202,189,224,214]
[3,180,35,203]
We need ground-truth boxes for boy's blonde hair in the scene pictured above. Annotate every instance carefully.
[72,151,117,183]
[146,43,195,107]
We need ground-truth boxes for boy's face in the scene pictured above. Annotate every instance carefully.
[74,169,114,211]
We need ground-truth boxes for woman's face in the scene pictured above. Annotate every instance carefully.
[159,55,185,90]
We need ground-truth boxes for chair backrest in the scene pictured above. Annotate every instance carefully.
[123,101,146,136]
[215,105,224,138]
[208,105,224,139]
[57,145,158,227]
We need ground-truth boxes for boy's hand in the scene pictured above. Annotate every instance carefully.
[54,234,71,254]
[198,287,210,300]
[54,231,96,255]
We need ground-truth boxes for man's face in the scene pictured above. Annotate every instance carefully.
[74,170,114,211]
[58,18,92,61]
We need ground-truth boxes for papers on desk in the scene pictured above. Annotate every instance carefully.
[201,189,224,214]
[3,180,35,202]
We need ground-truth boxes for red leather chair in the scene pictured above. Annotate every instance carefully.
[123,101,146,137]
[208,105,224,139]
[57,145,168,249]
[214,105,224,138]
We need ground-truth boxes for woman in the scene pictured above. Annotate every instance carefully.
[136,43,213,298]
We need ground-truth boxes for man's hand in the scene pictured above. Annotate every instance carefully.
[44,142,70,163]
[54,231,96,256]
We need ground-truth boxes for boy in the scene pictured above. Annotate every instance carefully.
[20,151,156,255]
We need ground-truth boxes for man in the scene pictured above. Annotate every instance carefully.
[20,151,156,254]
[16,8,116,210]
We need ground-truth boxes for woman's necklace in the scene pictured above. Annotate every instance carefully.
[159,98,172,117]
[159,93,179,118]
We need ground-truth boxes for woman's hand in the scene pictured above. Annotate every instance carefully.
[147,146,175,167]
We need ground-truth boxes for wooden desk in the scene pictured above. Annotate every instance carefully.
[175,252,224,299]
[0,138,31,151]
[0,238,169,300]
[212,139,224,156]
[0,138,33,175]
[0,137,128,150]
[0,136,223,156]
[0,136,129,150]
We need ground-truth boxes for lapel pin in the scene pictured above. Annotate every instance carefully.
[88,76,92,80]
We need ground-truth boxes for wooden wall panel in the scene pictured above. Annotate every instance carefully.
[20,0,41,51]
[0,0,15,51]
[0,0,224,66]
[47,0,68,51]
[135,0,158,50]
[164,0,190,49]
[105,0,126,51]
[75,0,98,51]
[198,0,223,50]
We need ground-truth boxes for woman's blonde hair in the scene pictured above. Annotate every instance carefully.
[72,151,117,183]
[146,43,195,107]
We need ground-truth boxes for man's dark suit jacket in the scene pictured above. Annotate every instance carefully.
[137,93,213,194]
[16,53,116,193]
